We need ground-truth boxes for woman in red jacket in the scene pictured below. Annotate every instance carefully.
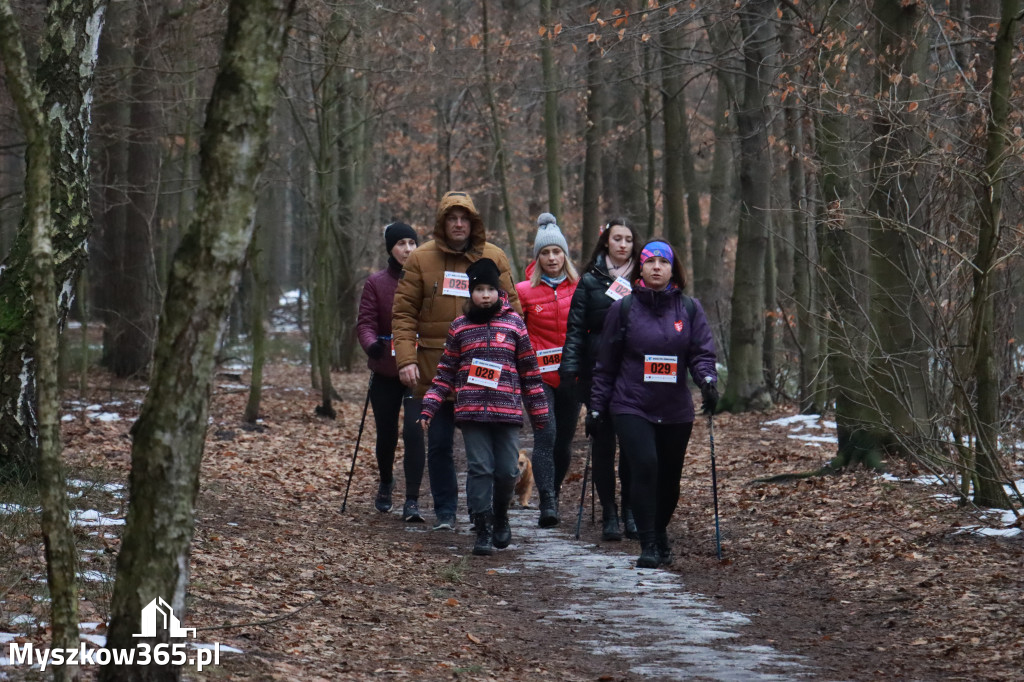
[515,213,580,526]
[356,222,425,521]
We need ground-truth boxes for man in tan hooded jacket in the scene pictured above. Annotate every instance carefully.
[392,191,520,530]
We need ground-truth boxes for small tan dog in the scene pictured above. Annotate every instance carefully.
[514,448,535,507]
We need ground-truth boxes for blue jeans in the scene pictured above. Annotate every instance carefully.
[531,382,580,496]
[424,401,458,518]
[460,422,520,516]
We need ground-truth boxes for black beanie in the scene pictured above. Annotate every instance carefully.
[384,222,418,255]
[466,258,502,292]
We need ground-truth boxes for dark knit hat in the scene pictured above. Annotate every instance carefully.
[467,258,502,292]
[384,222,418,254]
[533,212,570,258]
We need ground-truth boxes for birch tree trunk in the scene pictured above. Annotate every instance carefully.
[0,0,107,479]
[102,2,296,679]
[0,4,85,679]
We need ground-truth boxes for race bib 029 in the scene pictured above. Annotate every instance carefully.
[643,354,678,383]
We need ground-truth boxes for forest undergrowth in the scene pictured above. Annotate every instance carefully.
[1,361,1022,680]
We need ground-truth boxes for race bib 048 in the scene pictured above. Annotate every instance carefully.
[643,354,678,383]
[442,271,470,297]
[536,347,562,373]
[467,358,503,388]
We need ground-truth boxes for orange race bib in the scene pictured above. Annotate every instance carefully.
[467,359,503,388]
[536,347,563,373]
[644,354,678,383]
[604,276,632,301]
[442,271,470,297]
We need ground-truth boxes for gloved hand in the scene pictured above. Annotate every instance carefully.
[366,340,387,360]
[585,410,603,438]
[700,379,719,415]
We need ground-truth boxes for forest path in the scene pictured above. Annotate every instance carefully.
[186,365,817,681]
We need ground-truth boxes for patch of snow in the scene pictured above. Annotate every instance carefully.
[70,509,124,527]
[787,434,838,444]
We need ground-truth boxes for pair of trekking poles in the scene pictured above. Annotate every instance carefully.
[574,413,723,560]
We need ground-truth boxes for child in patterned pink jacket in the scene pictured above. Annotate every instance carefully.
[420,258,549,556]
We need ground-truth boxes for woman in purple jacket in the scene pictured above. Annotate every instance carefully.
[356,222,425,521]
[588,240,719,568]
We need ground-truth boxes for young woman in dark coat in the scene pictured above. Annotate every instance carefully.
[559,218,641,541]
[589,240,719,568]
[355,222,425,521]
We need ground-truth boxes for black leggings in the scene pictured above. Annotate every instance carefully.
[591,416,631,511]
[613,414,692,534]
[368,374,425,499]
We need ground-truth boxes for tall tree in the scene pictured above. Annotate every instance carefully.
[0,0,107,478]
[968,0,1018,508]
[540,0,562,216]
[580,16,604,261]
[102,2,297,678]
[661,24,693,278]
[0,2,103,676]
[722,0,775,412]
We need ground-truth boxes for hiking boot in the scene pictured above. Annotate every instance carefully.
[374,480,394,513]
[402,499,424,523]
[538,491,559,528]
[622,506,639,540]
[636,531,660,568]
[432,513,456,531]
[601,504,622,542]
[655,528,672,566]
[471,512,494,556]
[493,478,514,549]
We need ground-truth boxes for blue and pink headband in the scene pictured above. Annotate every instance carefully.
[640,241,674,266]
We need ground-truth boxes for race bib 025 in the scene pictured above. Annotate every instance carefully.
[442,271,470,297]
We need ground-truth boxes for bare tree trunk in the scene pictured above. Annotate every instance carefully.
[581,31,604,261]
[661,26,692,277]
[244,226,267,424]
[969,0,1018,508]
[723,0,775,412]
[482,0,523,280]
[0,4,81,679]
[539,0,561,217]
[102,3,296,679]
[0,0,107,479]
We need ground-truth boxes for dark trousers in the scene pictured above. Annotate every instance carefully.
[531,382,580,496]
[420,400,458,518]
[369,375,425,500]
[613,414,693,534]
[591,416,631,512]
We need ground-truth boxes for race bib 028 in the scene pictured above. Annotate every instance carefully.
[467,358,503,388]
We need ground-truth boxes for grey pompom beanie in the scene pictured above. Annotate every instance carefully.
[532,212,569,259]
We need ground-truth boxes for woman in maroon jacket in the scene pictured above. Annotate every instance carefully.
[590,240,719,568]
[356,222,425,521]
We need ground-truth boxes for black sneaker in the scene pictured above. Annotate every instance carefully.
[402,499,424,523]
[432,513,456,531]
[374,481,394,513]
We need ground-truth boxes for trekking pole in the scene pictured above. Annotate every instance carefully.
[574,446,593,540]
[708,413,723,559]
[341,373,374,513]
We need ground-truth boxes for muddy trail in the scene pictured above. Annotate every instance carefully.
[18,362,1022,680]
